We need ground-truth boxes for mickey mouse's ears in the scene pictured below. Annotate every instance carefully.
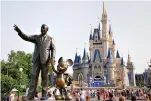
[58,57,63,63]
[66,59,73,66]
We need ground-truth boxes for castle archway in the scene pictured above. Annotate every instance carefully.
[93,75,105,87]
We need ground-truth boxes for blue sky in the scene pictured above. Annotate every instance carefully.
[1,1,151,74]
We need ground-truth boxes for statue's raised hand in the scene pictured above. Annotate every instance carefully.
[13,24,22,33]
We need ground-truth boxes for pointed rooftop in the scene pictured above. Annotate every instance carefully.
[89,34,93,40]
[127,53,131,63]
[112,39,115,45]
[74,51,78,63]
[121,57,125,66]
[102,1,107,16]
[109,24,112,35]
[82,48,88,60]
[107,48,112,59]
[89,27,93,40]
[116,50,120,58]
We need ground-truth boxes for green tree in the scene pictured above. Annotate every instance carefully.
[1,50,33,94]
[1,74,17,95]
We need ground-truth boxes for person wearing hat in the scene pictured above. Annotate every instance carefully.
[9,88,18,101]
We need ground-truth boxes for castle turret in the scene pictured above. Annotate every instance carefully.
[116,50,120,58]
[121,57,130,87]
[78,55,82,64]
[127,53,136,86]
[73,51,80,70]
[82,48,88,63]
[116,49,121,64]
[106,48,115,84]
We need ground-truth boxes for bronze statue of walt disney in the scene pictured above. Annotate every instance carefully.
[51,57,73,100]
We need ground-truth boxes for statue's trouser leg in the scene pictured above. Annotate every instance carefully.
[63,88,67,95]
[41,63,49,97]
[59,89,63,95]
[27,61,40,100]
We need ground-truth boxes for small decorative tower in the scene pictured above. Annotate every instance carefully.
[106,48,115,84]
[127,53,136,86]
[121,57,129,88]
[81,48,89,82]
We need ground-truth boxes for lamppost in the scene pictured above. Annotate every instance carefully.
[18,68,23,101]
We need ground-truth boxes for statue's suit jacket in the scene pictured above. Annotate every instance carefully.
[18,32,55,64]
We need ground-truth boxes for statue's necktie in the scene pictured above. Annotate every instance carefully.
[42,36,46,42]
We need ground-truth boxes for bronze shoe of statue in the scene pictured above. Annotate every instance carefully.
[65,95,72,100]
[55,95,62,100]
[61,95,65,100]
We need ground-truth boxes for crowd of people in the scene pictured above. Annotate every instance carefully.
[1,87,151,101]
[72,88,151,101]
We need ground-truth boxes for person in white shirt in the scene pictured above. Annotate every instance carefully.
[9,88,18,101]
[80,89,85,101]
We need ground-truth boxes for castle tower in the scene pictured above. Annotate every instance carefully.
[89,27,93,62]
[121,57,129,87]
[127,53,136,86]
[101,2,109,59]
[81,48,89,82]
[106,48,115,84]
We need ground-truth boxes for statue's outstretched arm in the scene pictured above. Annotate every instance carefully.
[52,65,59,74]
[18,32,36,43]
[13,24,36,43]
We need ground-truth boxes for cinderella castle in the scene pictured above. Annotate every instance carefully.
[72,2,136,87]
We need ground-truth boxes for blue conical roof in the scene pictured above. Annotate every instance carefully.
[89,34,93,40]
[116,50,120,58]
[74,52,78,63]
[121,57,125,66]
[107,48,112,58]
[78,55,81,63]
[82,48,88,60]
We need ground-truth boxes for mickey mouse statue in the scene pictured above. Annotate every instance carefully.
[51,57,73,100]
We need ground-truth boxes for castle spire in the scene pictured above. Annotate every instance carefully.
[112,39,115,45]
[102,1,107,16]
[116,49,120,58]
[89,25,93,40]
[121,57,125,66]
[107,48,112,59]
[109,24,112,35]
[82,48,88,63]
[127,52,131,63]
